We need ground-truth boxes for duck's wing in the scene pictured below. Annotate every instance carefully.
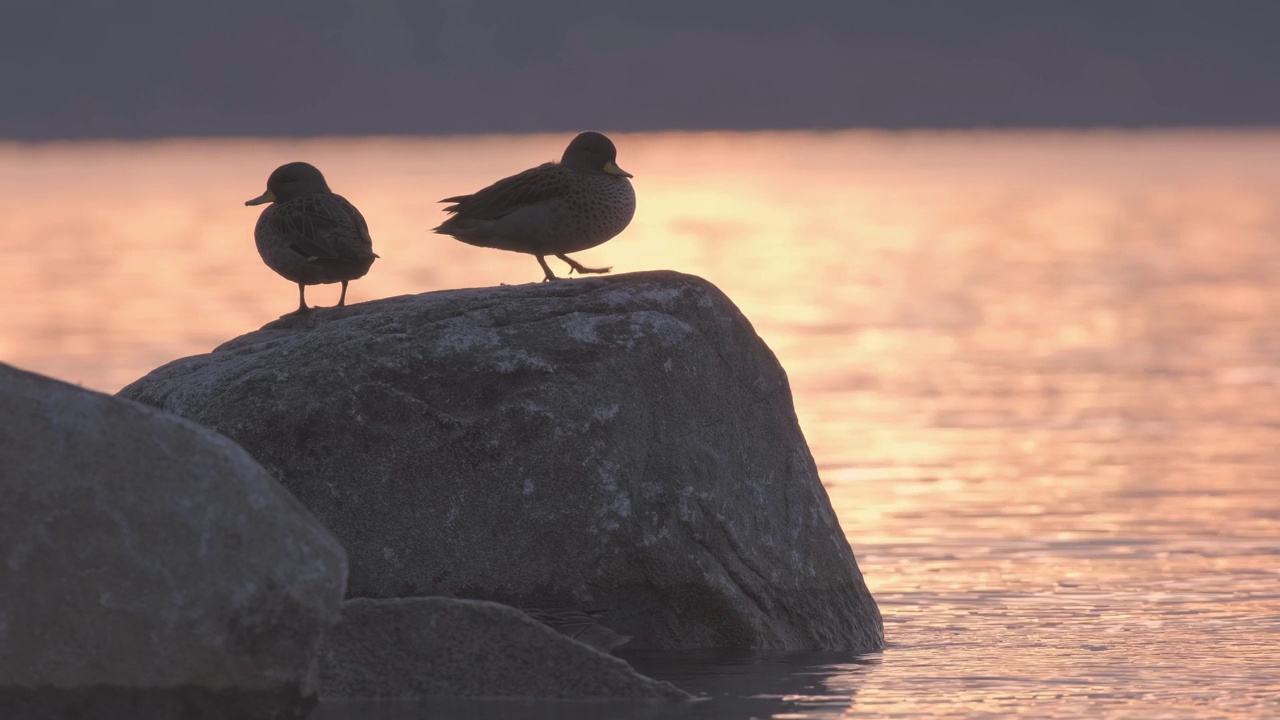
[269,193,377,264]
[439,163,567,221]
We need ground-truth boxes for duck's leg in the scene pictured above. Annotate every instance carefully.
[285,282,311,315]
[536,255,559,282]
[557,254,612,276]
[337,280,350,307]
[282,283,311,316]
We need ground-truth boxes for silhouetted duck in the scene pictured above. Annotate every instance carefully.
[434,132,635,281]
[245,162,378,315]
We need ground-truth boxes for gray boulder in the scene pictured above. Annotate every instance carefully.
[319,598,688,700]
[0,363,348,720]
[522,607,632,653]
[119,271,883,651]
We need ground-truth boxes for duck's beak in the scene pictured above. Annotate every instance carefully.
[245,190,276,206]
[603,161,633,178]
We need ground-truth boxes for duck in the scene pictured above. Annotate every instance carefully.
[434,131,635,282]
[245,162,378,315]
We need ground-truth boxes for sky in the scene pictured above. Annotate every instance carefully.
[3,1,1278,140]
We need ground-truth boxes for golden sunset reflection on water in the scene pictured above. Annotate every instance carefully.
[5,131,1280,718]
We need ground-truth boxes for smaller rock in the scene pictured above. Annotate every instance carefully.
[318,598,689,701]
[0,363,348,720]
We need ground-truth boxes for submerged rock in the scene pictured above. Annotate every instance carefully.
[318,598,688,700]
[119,271,884,651]
[0,364,348,720]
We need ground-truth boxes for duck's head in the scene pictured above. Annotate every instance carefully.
[561,132,632,178]
[246,162,332,205]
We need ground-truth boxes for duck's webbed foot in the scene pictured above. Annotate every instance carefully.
[557,254,612,276]
[536,255,560,282]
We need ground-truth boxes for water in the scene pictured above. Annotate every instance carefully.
[5,131,1280,718]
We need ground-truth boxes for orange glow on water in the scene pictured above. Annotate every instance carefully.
[5,131,1280,717]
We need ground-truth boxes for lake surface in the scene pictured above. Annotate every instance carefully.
[5,131,1280,718]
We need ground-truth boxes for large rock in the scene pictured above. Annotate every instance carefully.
[0,364,348,720]
[318,598,688,700]
[119,271,883,651]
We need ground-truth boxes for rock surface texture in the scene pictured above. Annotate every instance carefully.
[119,271,884,651]
[318,597,688,700]
[0,363,348,720]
